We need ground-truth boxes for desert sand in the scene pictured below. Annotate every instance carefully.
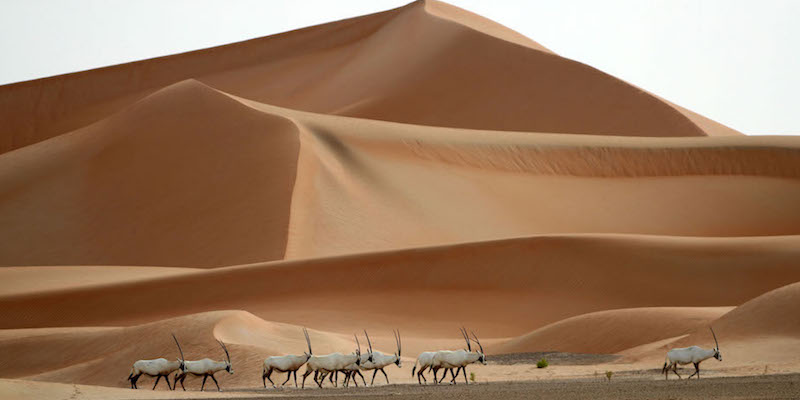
[0,1,799,399]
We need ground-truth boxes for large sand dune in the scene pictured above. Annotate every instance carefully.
[0,0,798,394]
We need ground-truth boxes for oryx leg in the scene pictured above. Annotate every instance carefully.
[177,374,186,391]
[301,369,312,388]
[381,368,390,384]
[293,370,298,387]
[688,362,700,379]
[417,365,428,384]
[432,367,439,384]
[359,370,369,387]
[210,374,221,391]
[200,375,208,391]
[131,374,140,389]
[152,375,162,390]
[264,367,274,388]
[315,371,323,388]
[371,369,379,385]
[450,367,459,383]
[280,370,292,386]
[671,364,682,379]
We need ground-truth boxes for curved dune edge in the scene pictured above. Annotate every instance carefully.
[0,80,300,268]
[2,81,797,267]
[0,1,741,156]
[0,266,202,297]
[423,0,554,53]
[1,234,799,338]
[494,307,733,355]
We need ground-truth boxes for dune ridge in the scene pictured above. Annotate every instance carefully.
[0,0,741,156]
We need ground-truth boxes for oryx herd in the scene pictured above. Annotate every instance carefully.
[127,326,722,391]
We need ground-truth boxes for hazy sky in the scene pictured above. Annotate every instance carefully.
[1,0,798,134]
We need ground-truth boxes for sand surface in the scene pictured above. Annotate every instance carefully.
[0,1,798,399]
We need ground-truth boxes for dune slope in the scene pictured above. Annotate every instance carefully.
[0,1,741,155]
[0,80,299,267]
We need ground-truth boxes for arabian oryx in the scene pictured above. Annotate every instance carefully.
[433,328,486,385]
[174,340,234,391]
[301,333,371,388]
[411,351,437,384]
[262,327,312,388]
[358,330,402,385]
[662,327,722,380]
[127,334,186,390]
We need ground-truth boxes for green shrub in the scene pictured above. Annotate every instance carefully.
[469,372,476,382]
[536,358,549,368]
[605,371,614,381]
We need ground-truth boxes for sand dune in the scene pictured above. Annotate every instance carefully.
[0,0,798,394]
[2,234,799,340]
[495,307,732,355]
[1,80,798,266]
[0,1,741,155]
[0,80,299,267]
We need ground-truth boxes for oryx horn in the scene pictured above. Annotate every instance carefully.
[355,334,362,355]
[364,329,373,353]
[460,327,471,352]
[303,327,312,354]
[710,326,719,350]
[171,333,184,361]
[394,329,401,356]
[470,331,484,354]
[217,339,231,363]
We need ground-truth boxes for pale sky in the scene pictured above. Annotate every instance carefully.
[1,0,798,135]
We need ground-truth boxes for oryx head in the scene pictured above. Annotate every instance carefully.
[172,333,187,373]
[302,327,312,361]
[363,330,375,363]
[710,327,722,361]
[393,329,402,367]
[217,340,234,374]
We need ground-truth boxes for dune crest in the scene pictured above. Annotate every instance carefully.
[0,1,742,155]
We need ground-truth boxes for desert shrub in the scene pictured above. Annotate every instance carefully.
[469,372,476,382]
[537,358,549,368]
[605,371,614,381]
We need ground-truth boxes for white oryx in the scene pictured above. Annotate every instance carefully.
[174,340,234,391]
[301,333,372,388]
[432,328,486,385]
[127,334,186,390]
[662,327,722,380]
[359,329,402,385]
[411,351,437,384]
[262,327,312,388]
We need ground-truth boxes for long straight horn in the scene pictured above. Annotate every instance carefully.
[171,333,184,361]
[364,330,373,353]
[218,340,231,363]
[470,331,484,354]
[355,334,362,355]
[303,327,312,354]
[710,327,719,350]
[460,327,471,352]
[394,329,401,357]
